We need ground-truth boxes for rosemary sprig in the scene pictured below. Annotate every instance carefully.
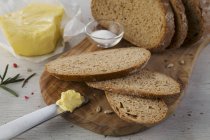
[2,74,25,85]
[22,73,36,88]
[0,64,24,97]
[1,64,8,82]
[0,85,19,97]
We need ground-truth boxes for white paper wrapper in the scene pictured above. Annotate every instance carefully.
[0,0,85,63]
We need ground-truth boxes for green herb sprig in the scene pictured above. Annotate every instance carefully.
[22,73,36,88]
[0,64,25,97]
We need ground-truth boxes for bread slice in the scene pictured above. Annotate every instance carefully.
[182,0,204,45]
[46,47,151,82]
[91,0,175,51]
[105,92,168,124]
[87,70,180,97]
[169,0,188,49]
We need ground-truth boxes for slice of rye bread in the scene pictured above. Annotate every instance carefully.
[182,0,204,45]
[105,92,168,125]
[46,47,151,82]
[87,70,181,98]
[91,0,175,52]
[169,0,188,49]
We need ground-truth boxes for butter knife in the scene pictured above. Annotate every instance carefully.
[0,97,88,140]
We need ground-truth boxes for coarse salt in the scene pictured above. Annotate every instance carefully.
[90,30,118,47]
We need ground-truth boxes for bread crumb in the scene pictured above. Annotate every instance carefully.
[167,63,174,68]
[104,110,114,114]
[179,60,185,65]
[96,106,102,113]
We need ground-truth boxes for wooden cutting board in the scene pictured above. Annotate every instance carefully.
[40,37,209,136]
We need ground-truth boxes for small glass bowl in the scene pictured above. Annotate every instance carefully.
[84,19,124,48]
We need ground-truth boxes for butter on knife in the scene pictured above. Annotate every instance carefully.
[56,90,85,112]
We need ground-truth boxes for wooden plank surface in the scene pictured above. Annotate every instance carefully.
[0,42,209,139]
[0,0,209,139]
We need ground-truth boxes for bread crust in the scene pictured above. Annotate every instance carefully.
[168,0,188,49]
[182,0,204,45]
[151,0,175,52]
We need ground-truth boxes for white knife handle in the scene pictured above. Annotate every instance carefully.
[0,104,62,140]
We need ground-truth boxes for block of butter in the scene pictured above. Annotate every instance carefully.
[56,90,85,112]
[0,4,64,56]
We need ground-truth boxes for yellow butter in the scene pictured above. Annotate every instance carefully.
[56,90,85,112]
[0,4,64,56]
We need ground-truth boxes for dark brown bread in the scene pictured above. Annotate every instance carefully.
[182,0,204,45]
[46,47,151,82]
[105,92,168,124]
[91,0,175,51]
[169,0,188,49]
[87,70,181,98]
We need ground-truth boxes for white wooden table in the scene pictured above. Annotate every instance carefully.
[0,0,210,140]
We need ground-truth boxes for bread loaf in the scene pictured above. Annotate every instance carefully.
[91,0,175,51]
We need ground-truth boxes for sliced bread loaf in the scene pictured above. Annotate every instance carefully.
[182,0,204,45]
[87,70,180,97]
[169,0,188,49]
[46,47,151,82]
[91,0,175,51]
[105,92,168,124]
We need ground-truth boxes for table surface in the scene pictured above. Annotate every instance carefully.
[0,0,210,140]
